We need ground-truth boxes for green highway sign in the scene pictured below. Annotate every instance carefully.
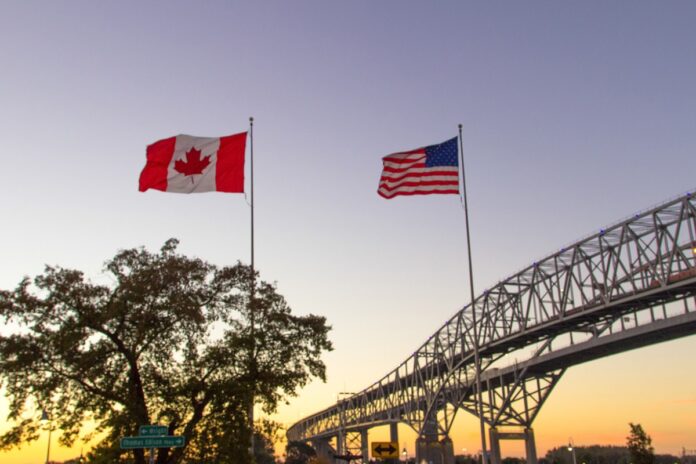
[120,436,185,449]
[139,425,168,436]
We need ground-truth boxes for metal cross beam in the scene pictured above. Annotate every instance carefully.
[288,191,696,444]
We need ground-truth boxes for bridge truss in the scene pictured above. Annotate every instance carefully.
[288,191,696,463]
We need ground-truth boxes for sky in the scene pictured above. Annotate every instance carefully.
[1,0,695,462]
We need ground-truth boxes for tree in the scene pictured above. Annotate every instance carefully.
[253,419,284,464]
[544,444,631,464]
[285,441,316,464]
[454,455,478,464]
[627,422,655,464]
[0,239,332,464]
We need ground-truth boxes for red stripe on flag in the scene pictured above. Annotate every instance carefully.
[139,136,176,192]
[379,182,459,193]
[381,163,427,174]
[379,181,459,191]
[382,153,425,163]
[383,148,425,160]
[377,138,459,199]
[378,188,460,199]
[380,170,459,183]
[215,132,247,193]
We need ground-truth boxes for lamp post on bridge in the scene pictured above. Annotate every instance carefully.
[336,392,354,455]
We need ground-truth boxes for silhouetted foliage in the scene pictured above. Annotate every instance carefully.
[543,441,677,464]
[454,455,478,464]
[544,444,630,464]
[253,419,284,464]
[285,440,317,464]
[627,422,655,464]
[0,240,332,464]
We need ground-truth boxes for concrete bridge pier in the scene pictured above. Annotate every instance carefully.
[387,422,400,464]
[311,437,338,464]
[334,429,369,463]
[415,420,455,464]
[337,430,344,454]
[488,428,537,464]
[360,428,369,462]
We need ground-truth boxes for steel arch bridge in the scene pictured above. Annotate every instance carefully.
[287,191,696,464]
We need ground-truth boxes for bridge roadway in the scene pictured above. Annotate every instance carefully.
[287,191,696,464]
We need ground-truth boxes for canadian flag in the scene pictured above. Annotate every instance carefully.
[139,132,247,193]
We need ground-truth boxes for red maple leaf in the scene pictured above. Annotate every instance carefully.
[174,147,211,177]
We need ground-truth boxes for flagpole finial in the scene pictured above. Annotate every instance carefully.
[249,116,254,125]
[458,123,462,130]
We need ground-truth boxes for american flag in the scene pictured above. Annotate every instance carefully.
[377,137,460,199]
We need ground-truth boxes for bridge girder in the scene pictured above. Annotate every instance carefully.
[288,192,696,445]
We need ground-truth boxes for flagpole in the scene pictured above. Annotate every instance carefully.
[248,116,256,458]
[458,124,489,464]
[250,116,255,278]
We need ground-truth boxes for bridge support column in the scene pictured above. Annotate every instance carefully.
[361,429,369,462]
[311,437,338,464]
[390,422,399,444]
[489,428,502,464]
[337,430,344,454]
[336,429,367,462]
[440,436,454,464]
[524,428,538,464]
[388,423,399,464]
[415,420,454,464]
[487,428,538,464]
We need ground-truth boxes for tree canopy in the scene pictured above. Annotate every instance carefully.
[0,239,332,463]
[285,440,317,464]
[627,422,655,464]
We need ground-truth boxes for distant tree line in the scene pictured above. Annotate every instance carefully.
[540,446,685,464]
[283,423,694,464]
[452,423,691,464]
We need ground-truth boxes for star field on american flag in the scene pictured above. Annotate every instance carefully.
[425,137,458,167]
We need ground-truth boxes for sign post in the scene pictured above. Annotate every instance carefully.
[120,436,186,448]
[120,425,185,464]
[139,425,169,436]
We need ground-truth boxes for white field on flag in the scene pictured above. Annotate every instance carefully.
[167,135,221,193]
[377,151,460,199]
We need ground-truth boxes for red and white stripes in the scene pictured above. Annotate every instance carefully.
[378,150,459,199]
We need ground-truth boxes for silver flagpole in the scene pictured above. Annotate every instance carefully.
[250,116,255,281]
[248,116,256,458]
[458,124,489,464]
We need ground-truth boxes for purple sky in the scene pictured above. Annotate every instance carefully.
[1,1,695,461]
